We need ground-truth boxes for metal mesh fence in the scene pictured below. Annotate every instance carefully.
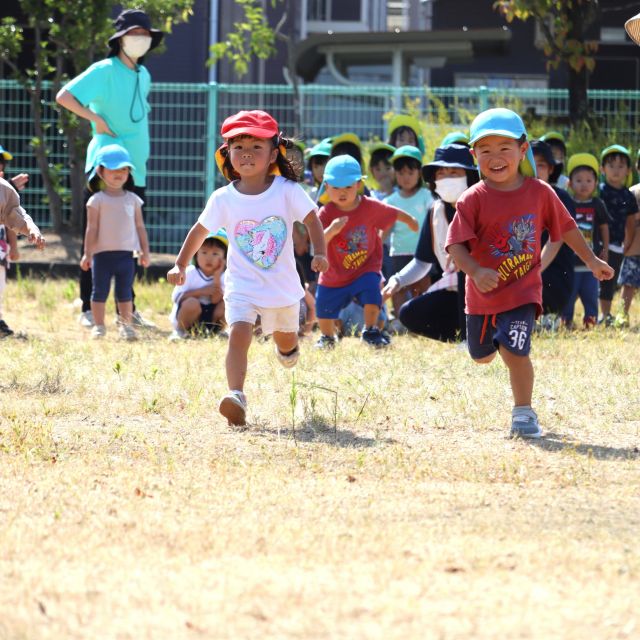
[2,80,640,254]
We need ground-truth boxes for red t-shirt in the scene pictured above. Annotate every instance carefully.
[445,178,577,316]
[318,196,399,288]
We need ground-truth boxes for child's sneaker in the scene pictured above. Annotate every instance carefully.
[510,407,542,439]
[219,391,247,426]
[601,313,615,327]
[118,323,138,341]
[275,344,300,368]
[91,324,106,339]
[131,310,156,329]
[78,310,95,328]
[168,328,187,341]
[0,319,14,338]
[361,326,388,348]
[314,334,337,349]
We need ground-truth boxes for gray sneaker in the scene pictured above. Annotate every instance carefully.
[118,323,138,341]
[78,310,95,328]
[91,324,106,340]
[275,344,299,368]
[510,407,542,439]
[219,391,247,426]
[131,310,156,329]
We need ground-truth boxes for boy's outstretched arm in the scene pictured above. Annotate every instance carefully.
[448,242,499,293]
[562,228,614,280]
[303,209,329,273]
[167,222,210,285]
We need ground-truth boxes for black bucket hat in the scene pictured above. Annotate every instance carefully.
[108,9,164,51]
[422,144,476,182]
[530,140,563,184]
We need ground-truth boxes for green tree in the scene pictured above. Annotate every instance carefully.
[209,0,303,135]
[0,0,193,231]
[494,0,600,122]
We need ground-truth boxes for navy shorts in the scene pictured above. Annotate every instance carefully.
[91,251,135,303]
[316,272,382,319]
[466,303,536,360]
[177,300,221,333]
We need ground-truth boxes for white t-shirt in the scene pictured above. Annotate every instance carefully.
[198,176,315,308]
[169,264,226,328]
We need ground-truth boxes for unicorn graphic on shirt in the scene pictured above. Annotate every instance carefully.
[235,216,287,269]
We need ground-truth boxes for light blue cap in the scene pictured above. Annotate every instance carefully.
[89,144,135,181]
[469,108,536,177]
[390,145,423,164]
[322,154,364,187]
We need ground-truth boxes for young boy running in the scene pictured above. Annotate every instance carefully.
[315,154,418,348]
[446,108,614,439]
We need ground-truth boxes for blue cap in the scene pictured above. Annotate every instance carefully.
[89,144,135,181]
[390,145,423,164]
[469,108,536,178]
[422,144,476,182]
[322,154,364,187]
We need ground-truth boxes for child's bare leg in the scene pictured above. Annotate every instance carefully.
[226,321,253,391]
[91,301,106,326]
[391,289,406,317]
[176,297,202,330]
[213,301,226,328]
[600,298,612,317]
[363,304,380,328]
[621,285,635,314]
[273,330,298,354]
[318,318,336,336]
[116,300,133,324]
[499,346,534,407]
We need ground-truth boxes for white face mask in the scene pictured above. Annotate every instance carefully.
[435,176,468,203]
[122,35,152,60]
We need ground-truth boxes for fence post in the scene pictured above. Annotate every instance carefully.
[479,85,489,112]
[205,82,219,198]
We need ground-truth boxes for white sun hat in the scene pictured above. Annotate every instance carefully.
[625,13,640,45]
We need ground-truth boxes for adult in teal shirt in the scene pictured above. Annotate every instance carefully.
[56,9,163,327]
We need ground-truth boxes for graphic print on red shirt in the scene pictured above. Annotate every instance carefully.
[445,178,577,316]
[319,196,399,288]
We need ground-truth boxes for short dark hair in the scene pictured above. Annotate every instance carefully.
[201,236,227,258]
[369,148,393,169]
[388,126,418,148]
[603,152,630,168]
[392,156,422,190]
[330,142,362,165]
[569,165,598,181]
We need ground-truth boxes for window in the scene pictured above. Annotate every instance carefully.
[307,0,362,21]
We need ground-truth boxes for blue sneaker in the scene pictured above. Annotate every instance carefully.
[361,327,389,348]
[510,407,542,439]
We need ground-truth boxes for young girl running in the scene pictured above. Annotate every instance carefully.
[80,144,150,341]
[167,110,328,427]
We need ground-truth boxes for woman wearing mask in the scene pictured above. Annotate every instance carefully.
[56,9,163,328]
[382,145,478,342]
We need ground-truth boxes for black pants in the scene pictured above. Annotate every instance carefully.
[81,185,145,312]
[398,288,460,342]
[542,265,573,315]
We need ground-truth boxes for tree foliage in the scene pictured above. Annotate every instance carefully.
[0,0,193,231]
[208,0,279,77]
[494,0,600,121]
[494,0,600,73]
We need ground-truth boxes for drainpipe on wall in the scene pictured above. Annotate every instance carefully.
[208,0,219,83]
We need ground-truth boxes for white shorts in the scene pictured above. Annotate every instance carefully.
[225,298,300,335]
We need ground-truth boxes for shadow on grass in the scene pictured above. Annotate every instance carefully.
[249,416,397,449]
[531,431,640,460]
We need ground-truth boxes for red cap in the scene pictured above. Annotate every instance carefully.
[220,110,279,140]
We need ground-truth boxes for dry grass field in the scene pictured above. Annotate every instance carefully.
[1,276,639,640]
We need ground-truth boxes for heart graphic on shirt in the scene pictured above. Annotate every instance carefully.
[235,216,287,269]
